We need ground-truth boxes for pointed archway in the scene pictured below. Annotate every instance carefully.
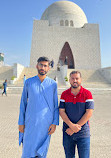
[59,42,75,68]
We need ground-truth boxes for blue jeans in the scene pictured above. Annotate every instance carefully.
[63,132,90,158]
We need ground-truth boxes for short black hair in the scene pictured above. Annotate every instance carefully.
[70,71,82,78]
[37,56,50,65]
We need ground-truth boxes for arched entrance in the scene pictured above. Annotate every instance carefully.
[59,42,75,68]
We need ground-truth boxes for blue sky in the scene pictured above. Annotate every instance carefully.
[0,0,111,68]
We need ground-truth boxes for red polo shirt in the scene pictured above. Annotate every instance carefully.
[59,86,94,138]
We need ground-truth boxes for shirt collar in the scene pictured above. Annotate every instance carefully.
[36,75,48,83]
[69,86,83,96]
[79,86,83,94]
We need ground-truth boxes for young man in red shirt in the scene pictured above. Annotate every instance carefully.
[59,71,94,158]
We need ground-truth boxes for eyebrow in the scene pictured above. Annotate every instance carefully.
[39,63,48,66]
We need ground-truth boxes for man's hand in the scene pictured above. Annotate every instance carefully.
[48,124,56,135]
[19,125,25,133]
[66,123,81,136]
[66,128,74,136]
[69,123,81,133]
[59,109,81,134]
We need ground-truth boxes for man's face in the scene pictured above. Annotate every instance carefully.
[36,61,50,76]
[69,73,82,89]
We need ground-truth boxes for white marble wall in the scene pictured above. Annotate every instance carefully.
[60,65,68,80]
[100,67,111,83]
[13,63,24,78]
[30,20,101,70]
[0,61,4,67]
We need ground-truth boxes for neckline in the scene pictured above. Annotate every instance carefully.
[69,86,83,96]
[36,75,48,84]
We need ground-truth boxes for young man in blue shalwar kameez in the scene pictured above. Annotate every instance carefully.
[18,57,59,158]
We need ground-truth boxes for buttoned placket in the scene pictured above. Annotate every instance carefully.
[70,86,83,104]
[73,95,77,104]
[72,93,81,104]
[70,93,77,104]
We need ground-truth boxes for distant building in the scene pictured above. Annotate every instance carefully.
[30,1,101,69]
[0,53,4,66]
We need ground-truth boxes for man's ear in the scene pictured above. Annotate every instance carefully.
[80,77,82,82]
[48,66,50,71]
[36,64,38,69]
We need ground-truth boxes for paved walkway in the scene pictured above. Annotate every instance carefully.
[0,92,111,158]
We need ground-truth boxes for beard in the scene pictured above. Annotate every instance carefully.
[71,82,80,89]
[38,69,47,76]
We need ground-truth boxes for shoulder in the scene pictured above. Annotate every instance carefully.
[82,87,92,94]
[82,87,93,99]
[24,76,37,85]
[46,77,57,86]
[61,88,70,98]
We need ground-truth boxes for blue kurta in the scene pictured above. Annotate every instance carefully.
[18,75,59,158]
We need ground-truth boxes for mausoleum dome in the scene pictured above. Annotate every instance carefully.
[41,1,88,28]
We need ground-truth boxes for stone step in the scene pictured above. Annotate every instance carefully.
[14,68,65,87]
[7,87,23,94]
[7,86,111,95]
[67,69,110,84]
[6,68,111,94]
[0,66,13,84]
